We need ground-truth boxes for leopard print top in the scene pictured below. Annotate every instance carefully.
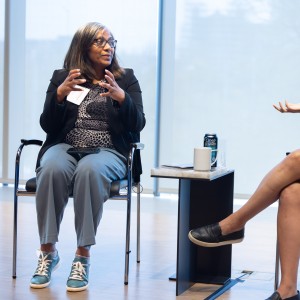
[64,82,115,149]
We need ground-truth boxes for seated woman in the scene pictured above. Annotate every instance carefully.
[189,101,300,300]
[30,22,145,292]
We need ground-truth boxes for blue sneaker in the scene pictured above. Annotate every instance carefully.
[66,256,90,292]
[30,251,60,289]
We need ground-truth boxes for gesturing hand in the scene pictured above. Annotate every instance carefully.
[57,69,86,103]
[273,100,300,113]
[99,69,125,104]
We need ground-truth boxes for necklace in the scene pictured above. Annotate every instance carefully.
[93,78,106,85]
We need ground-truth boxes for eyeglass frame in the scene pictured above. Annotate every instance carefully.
[93,37,117,49]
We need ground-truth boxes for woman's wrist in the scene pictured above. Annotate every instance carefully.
[56,87,66,103]
[114,90,125,105]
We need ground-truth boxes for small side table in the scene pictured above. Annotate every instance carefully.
[151,167,234,296]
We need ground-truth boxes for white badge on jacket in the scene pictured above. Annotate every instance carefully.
[66,85,90,105]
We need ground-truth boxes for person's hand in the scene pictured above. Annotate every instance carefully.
[273,100,300,113]
[56,69,86,103]
[99,69,125,104]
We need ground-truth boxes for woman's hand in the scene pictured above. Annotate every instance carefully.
[99,69,125,104]
[56,69,86,103]
[273,100,300,113]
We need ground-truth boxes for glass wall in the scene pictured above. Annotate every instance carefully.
[159,0,300,195]
[2,0,300,195]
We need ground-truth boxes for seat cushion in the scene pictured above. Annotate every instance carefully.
[25,177,127,197]
[110,179,128,197]
[25,177,37,192]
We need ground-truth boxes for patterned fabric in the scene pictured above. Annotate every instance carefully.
[65,82,115,149]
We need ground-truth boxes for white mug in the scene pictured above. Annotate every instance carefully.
[194,147,218,171]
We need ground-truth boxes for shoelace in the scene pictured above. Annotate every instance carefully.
[34,252,52,276]
[69,261,87,281]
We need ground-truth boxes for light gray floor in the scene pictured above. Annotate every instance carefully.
[0,185,296,299]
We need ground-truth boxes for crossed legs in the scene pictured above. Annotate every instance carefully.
[190,149,300,298]
[219,150,300,235]
[220,151,300,298]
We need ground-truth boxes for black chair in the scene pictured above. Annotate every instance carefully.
[12,139,144,285]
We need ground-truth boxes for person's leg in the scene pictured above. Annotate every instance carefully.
[189,149,300,247]
[219,149,300,235]
[31,143,76,289]
[66,149,126,292]
[72,149,126,250]
[36,143,76,246]
[275,183,300,299]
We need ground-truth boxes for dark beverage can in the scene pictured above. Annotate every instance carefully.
[203,133,218,167]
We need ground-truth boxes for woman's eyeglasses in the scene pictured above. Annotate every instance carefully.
[93,37,117,48]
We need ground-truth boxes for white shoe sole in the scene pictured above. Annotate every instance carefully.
[30,260,60,289]
[66,284,89,292]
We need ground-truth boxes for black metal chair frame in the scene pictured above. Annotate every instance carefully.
[12,139,144,285]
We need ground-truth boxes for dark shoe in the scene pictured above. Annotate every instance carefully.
[266,291,300,300]
[188,223,244,247]
[266,291,282,300]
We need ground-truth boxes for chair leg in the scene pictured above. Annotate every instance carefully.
[124,185,132,285]
[274,238,280,290]
[137,183,141,263]
[12,193,18,278]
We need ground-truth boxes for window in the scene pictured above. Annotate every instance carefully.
[3,0,300,195]
[159,0,300,195]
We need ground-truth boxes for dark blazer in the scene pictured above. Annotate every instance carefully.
[37,68,146,180]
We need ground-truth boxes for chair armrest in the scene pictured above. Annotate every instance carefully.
[130,142,144,151]
[20,139,43,146]
[127,142,144,184]
[127,143,144,170]
[15,139,43,191]
[16,139,43,165]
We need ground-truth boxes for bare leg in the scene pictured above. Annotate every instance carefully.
[40,243,90,257]
[40,243,56,252]
[276,183,300,299]
[220,150,300,235]
[76,247,90,257]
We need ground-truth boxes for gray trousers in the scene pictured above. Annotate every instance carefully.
[35,143,127,247]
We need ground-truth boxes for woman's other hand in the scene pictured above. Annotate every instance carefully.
[99,69,125,104]
[273,100,300,113]
[57,69,86,103]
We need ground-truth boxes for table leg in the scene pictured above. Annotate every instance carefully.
[176,172,234,296]
[176,179,193,295]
